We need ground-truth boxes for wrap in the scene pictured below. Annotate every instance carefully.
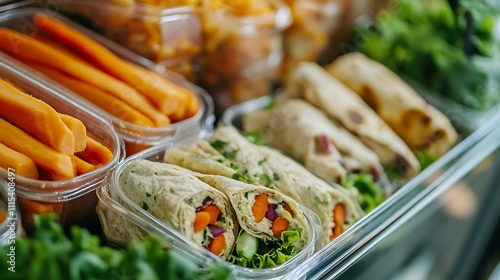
[326,52,458,158]
[284,62,420,178]
[194,174,310,246]
[243,99,386,185]
[164,126,363,246]
[119,159,237,259]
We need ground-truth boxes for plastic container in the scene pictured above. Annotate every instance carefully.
[0,8,215,157]
[281,0,343,80]
[53,0,202,81]
[0,54,123,232]
[220,94,500,278]
[199,1,292,114]
[0,177,23,246]
[97,141,321,279]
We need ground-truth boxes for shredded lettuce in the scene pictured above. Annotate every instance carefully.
[341,173,384,213]
[228,228,302,269]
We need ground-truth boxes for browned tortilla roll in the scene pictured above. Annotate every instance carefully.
[325,52,458,158]
[284,62,420,178]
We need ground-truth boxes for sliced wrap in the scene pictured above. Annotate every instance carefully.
[243,99,387,184]
[119,159,237,259]
[326,52,458,158]
[164,126,363,246]
[192,174,311,267]
[284,62,420,178]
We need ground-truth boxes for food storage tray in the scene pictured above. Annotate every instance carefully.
[0,7,215,156]
[96,136,323,279]
[0,53,123,231]
[220,93,500,278]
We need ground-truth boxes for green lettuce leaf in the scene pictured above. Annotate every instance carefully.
[341,173,384,213]
[228,228,302,269]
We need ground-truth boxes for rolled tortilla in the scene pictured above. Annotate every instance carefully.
[243,99,387,185]
[284,62,420,178]
[164,126,362,246]
[192,174,310,250]
[325,52,458,158]
[119,159,237,259]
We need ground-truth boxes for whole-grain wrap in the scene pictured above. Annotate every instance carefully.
[164,126,362,246]
[284,62,420,178]
[119,159,237,259]
[326,52,458,158]
[243,99,386,184]
[193,174,310,246]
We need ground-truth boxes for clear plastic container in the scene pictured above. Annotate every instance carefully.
[199,1,292,114]
[0,8,215,157]
[281,0,343,80]
[220,93,500,278]
[97,141,322,279]
[49,0,203,81]
[0,177,23,246]
[0,54,123,232]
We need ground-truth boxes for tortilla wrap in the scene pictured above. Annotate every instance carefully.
[326,52,458,158]
[119,159,237,259]
[284,62,420,178]
[164,126,362,246]
[192,174,310,249]
[243,99,387,185]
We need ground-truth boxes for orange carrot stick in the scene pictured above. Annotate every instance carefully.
[0,79,75,155]
[27,63,157,127]
[203,205,221,225]
[75,136,113,165]
[252,194,268,223]
[18,198,54,214]
[209,234,226,256]
[271,217,289,237]
[34,14,192,116]
[0,28,169,127]
[58,113,87,152]
[72,155,97,175]
[0,118,74,179]
[0,143,39,179]
[194,212,210,232]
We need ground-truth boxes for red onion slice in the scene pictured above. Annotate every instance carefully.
[208,225,225,238]
[315,135,334,154]
[265,204,278,221]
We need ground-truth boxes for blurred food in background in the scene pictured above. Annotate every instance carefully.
[352,0,500,111]
[198,0,291,113]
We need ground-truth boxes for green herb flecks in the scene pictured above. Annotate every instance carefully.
[210,139,229,150]
[259,174,271,188]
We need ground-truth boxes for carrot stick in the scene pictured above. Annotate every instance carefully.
[0,117,75,180]
[203,205,221,225]
[34,14,192,116]
[194,212,210,232]
[123,61,191,119]
[0,29,169,127]
[0,143,39,179]
[282,203,293,217]
[0,212,5,223]
[31,33,88,64]
[0,79,75,155]
[58,113,87,152]
[72,155,97,175]
[27,63,157,127]
[209,234,226,256]
[18,197,54,214]
[272,217,289,237]
[252,193,268,223]
[75,136,113,165]
[331,203,345,240]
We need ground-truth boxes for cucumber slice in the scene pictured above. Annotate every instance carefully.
[236,231,258,259]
